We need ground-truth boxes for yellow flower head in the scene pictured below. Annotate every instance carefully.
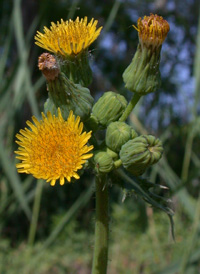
[134,13,170,48]
[15,109,93,186]
[35,17,102,56]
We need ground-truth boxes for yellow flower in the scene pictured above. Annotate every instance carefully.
[35,17,102,56]
[134,13,170,48]
[15,109,93,186]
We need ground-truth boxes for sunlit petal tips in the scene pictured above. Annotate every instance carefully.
[35,16,103,56]
[15,108,93,186]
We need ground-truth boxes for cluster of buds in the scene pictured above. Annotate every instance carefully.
[93,125,163,176]
[91,14,169,175]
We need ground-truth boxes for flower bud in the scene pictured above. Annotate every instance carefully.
[123,14,170,95]
[92,91,127,127]
[106,121,138,153]
[119,135,163,176]
[93,151,114,173]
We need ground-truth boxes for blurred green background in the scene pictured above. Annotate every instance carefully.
[0,0,200,273]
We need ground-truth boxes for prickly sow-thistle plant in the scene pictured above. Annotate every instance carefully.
[15,15,171,274]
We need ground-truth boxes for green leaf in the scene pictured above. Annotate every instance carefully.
[115,169,174,239]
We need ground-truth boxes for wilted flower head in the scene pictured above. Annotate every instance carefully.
[35,17,102,56]
[15,109,93,186]
[134,13,170,48]
[38,53,60,81]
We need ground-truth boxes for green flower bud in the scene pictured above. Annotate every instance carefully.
[123,14,170,95]
[93,151,114,173]
[92,91,127,127]
[106,121,138,153]
[119,135,163,176]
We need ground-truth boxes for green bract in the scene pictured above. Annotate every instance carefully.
[44,72,94,120]
[59,50,93,87]
[106,121,138,153]
[119,135,163,176]
[123,44,161,95]
[91,91,127,127]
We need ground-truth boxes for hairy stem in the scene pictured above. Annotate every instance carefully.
[92,175,109,274]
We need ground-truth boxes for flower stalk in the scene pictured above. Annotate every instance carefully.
[92,174,109,274]
[119,93,141,122]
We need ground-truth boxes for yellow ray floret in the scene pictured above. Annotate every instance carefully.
[133,13,170,48]
[15,109,93,186]
[35,16,103,56]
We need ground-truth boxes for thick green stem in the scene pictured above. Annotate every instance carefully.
[92,175,109,274]
[119,93,141,122]
[28,180,43,246]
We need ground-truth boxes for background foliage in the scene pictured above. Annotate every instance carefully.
[0,0,200,273]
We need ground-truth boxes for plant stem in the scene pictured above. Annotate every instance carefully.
[28,180,43,246]
[92,175,109,274]
[181,132,194,183]
[119,93,141,122]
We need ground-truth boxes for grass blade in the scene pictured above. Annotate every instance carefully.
[0,141,31,219]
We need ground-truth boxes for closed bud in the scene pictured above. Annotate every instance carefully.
[123,14,170,95]
[93,151,114,173]
[119,135,163,176]
[92,91,127,127]
[106,121,138,153]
